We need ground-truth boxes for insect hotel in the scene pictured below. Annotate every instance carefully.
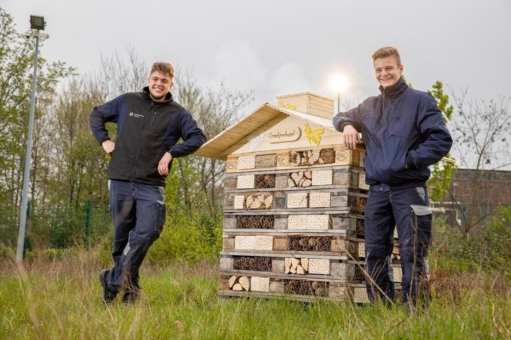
[195,92,400,303]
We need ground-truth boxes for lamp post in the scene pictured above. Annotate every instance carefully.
[16,15,46,263]
[329,75,349,114]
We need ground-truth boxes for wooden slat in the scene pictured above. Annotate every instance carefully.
[220,250,349,260]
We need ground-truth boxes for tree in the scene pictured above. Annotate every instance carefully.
[0,7,74,246]
[447,89,510,233]
[427,81,457,202]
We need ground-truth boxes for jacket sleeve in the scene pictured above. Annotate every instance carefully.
[89,95,124,145]
[166,109,207,158]
[406,93,453,168]
[332,103,364,133]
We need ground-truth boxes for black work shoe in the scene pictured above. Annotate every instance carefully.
[122,290,140,304]
[99,269,117,303]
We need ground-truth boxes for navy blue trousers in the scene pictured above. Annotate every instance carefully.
[106,180,166,295]
[365,185,432,306]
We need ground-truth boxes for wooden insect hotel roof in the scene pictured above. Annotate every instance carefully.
[194,92,338,160]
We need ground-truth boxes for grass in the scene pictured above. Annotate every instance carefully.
[1,249,510,339]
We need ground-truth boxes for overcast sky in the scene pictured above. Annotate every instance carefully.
[3,0,511,114]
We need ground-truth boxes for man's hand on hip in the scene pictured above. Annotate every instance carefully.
[102,140,115,156]
[158,152,172,176]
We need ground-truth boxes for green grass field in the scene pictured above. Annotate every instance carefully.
[1,250,510,340]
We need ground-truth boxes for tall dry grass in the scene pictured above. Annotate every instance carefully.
[1,247,510,339]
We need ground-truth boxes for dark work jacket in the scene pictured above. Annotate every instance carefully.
[332,78,452,189]
[89,87,207,187]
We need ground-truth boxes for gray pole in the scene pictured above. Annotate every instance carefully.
[16,30,40,263]
[337,92,340,113]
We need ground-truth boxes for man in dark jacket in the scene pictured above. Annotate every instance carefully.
[90,61,207,303]
[333,47,452,309]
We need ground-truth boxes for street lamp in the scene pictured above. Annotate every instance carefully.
[329,75,349,113]
[16,15,45,263]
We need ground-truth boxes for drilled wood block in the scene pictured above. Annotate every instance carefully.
[359,152,365,167]
[251,277,270,292]
[288,215,308,229]
[269,281,285,293]
[273,238,290,250]
[353,287,370,303]
[234,196,245,209]
[358,172,370,190]
[219,257,234,270]
[235,236,257,250]
[309,192,330,208]
[223,238,235,250]
[272,259,285,273]
[238,155,255,170]
[287,193,309,208]
[394,229,399,239]
[308,259,330,274]
[223,217,236,230]
[274,216,288,230]
[275,175,288,188]
[356,242,365,258]
[237,175,255,189]
[312,170,333,186]
[307,214,330,229]
[255,236,274,250]
[288,215,329,230]
[255,154,277,168]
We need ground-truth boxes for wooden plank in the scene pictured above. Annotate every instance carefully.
[255,154,277,168]
[223,229,349,237]
[224,176,238,190]
[219,269,357,282]
[221,251,349,260]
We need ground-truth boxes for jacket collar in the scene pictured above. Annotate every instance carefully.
[379,77,408,97]
[142,86,173,104]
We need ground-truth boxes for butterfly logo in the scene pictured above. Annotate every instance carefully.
[304,123,324,145]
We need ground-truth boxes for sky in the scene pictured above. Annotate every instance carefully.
[3,0,511,115]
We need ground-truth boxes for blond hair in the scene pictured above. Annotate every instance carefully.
[150,62,174,79]
[371,47,401,66]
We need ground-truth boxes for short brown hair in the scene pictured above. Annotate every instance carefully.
[150,62,174,79]
[371,47,401,66]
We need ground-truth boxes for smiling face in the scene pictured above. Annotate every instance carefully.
[147,71,173,102]
[373,56,403,88]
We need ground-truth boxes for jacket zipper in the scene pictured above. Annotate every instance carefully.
[130,101,155,181]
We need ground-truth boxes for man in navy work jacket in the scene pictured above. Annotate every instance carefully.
[333,47,452,309]
[90,62,207,303]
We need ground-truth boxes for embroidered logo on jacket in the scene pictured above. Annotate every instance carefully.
[129,112,145,118]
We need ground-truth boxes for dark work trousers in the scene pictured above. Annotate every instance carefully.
[365,185,432,306]
[106,180,166,295]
